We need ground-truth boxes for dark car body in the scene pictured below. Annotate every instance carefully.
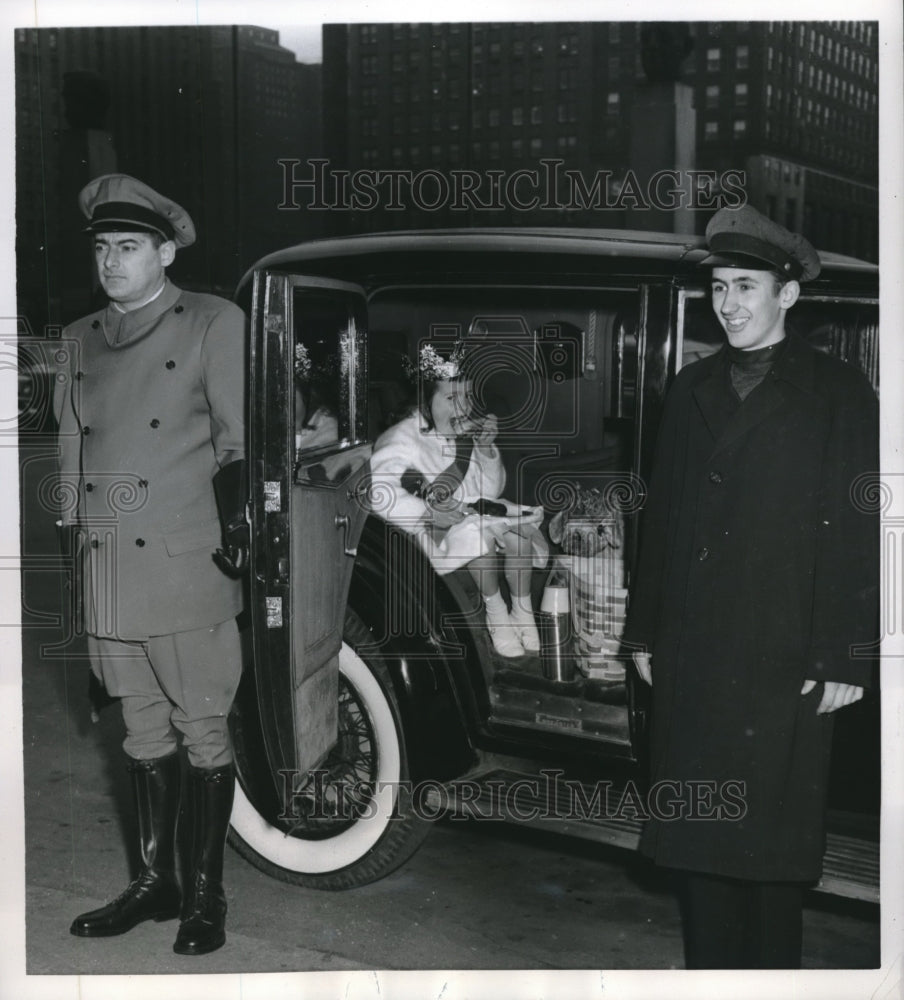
[227,228,879,900]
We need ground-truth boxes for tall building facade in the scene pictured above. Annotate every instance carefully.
[15,24,322,333]
[321,21,878,261]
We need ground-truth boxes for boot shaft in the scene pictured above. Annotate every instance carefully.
[128,752,181,875]
[184,764,235,885]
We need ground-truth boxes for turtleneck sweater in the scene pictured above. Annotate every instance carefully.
[726,337,788,400]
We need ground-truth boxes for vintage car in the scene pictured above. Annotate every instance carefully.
[228,227,879,900]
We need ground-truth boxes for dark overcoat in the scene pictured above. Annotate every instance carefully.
[54,280,246,640]
[624,334,878,882]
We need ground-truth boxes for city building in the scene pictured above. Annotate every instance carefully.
[321,21,878,260]
[15,24,322,333]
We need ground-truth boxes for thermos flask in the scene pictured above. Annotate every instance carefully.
[538,580,574,682]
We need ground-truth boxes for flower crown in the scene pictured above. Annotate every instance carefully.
[294,343,312,380]
[403,342,470,382]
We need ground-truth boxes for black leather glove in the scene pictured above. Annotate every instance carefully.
[213,459,250,577]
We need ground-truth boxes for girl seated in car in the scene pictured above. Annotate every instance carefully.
[369,343,547,658]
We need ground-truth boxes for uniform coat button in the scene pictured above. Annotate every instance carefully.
[166,360,176,369]
[135,538,146,547]
[85,483,94,492]
[709,471,723,484]
[138,479,148,488]
[174,305,184,314]
[91,321,100,330]
[150,419,160,428]
[82,426,91,435]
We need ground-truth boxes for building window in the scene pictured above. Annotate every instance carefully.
[608,55,621,77]
[512,107,524,126]
[609,23,620,44]
[558,68,576,89]
[512,138,524,158]
[530,137,543,155]
[707,48,721,72]
[488,108,500,127]
[705,84,720,109]
[733,118,747,138]
[531,105,543,124]
[488,140,501,160]
[785,198,797,231]
[558,33,579,56]
[607,92,620,115]
[735,83,748,107]
[736,46,749,70]
[705,120,719,140]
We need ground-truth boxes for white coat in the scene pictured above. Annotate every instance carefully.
[369,412,545,575]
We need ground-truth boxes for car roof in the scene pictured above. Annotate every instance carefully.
[237,226,877,294]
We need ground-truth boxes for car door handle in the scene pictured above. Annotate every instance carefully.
[334,513,357,557]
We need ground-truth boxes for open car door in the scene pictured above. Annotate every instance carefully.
[248,271,371,786]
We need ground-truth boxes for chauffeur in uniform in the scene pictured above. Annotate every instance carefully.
[624,205,878,968]
[55,175,249,956]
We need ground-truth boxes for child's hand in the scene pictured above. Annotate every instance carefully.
[472,414,498,447]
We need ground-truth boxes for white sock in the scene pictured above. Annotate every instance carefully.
[512,594,533,616]
[484,591,507,614]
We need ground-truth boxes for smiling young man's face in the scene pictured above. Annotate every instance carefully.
[93,232,175,311]
[710,266,800,350]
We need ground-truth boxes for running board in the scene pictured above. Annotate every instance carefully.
[444,765,878,904]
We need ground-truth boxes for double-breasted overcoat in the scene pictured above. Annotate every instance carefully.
[624,334,878,882]
[54,280,246,640]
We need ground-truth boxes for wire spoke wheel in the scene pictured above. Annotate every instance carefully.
[228,613,432,889]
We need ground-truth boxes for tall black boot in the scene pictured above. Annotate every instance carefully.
[70,753,182,937]
[173,764,235,956]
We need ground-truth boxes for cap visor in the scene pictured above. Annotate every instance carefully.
[699,251,778,271]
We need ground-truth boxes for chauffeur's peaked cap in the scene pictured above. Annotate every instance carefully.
[79,173,196,248]
[703,204,821,282]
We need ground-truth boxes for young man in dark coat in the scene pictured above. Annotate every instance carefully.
[54,174,250,955]
[624,205,878,968]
